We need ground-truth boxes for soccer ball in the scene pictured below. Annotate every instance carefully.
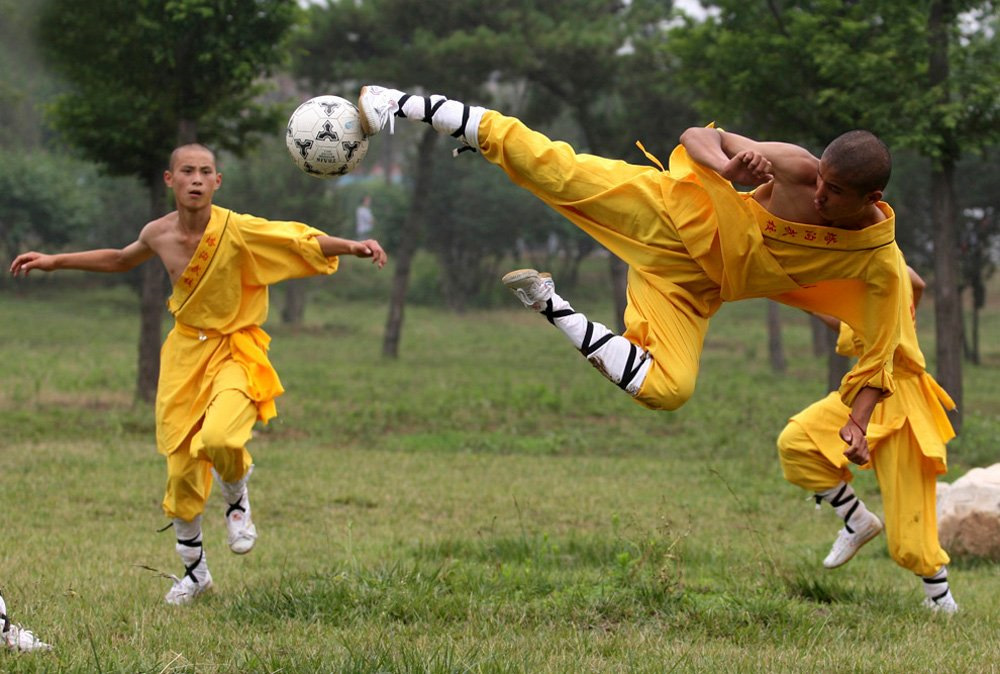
[285,95,369,178]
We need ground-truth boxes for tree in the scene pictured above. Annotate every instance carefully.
[37,0,299,401]
[0,151,101,268]
[667,0,1000,429]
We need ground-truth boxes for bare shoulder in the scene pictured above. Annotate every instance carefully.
[138,211,178,242]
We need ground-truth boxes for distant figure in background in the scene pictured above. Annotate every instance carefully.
[355,194,375,239]
[777,262,959,613]
[0,590,51,652]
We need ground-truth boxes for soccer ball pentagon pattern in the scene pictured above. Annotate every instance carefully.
[285,95,369,178]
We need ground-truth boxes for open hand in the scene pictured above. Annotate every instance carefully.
[10,252,56,277]
[354,239,387,269]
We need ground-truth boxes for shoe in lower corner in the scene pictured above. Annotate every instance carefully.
[3,624,53,653]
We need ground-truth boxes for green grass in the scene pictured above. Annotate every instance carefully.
[1,264,998,672]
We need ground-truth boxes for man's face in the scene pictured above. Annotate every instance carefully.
[164,148,221,209]
[813,158,878,225]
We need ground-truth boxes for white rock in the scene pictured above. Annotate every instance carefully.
[937,463,1000,560]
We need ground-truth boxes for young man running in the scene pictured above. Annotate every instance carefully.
[10,144,387,605]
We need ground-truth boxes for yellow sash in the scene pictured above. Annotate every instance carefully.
[173,321,284,423]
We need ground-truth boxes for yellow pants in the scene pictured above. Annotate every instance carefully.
[479,112,723,410]
[161,362,256,522]
[777,394,948,577]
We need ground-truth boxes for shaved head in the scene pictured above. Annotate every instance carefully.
[169,143,217,171]
[821,130,891,194]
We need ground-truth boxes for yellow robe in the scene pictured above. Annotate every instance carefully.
[155,205,338,457]
[777,251,955,575]
[479,112,902,409]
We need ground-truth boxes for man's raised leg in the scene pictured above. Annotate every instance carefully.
[503,269,652,396]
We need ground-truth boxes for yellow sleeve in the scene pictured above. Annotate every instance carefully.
[834,249,903,405]
[234,212,339,285]
[772,245,903,406]
[835,323,863,358]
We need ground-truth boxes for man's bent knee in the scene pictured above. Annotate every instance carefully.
[633,373,695,411]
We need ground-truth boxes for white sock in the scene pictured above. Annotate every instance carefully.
[214,464,253,518]
[173,515,209,584]
[922,566,953,603]
[543,291,652,396]
[816,482,872,533]
[395,92,486,151]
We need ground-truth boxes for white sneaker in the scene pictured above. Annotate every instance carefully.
[0,591,52,652]
[4,624,53,652]
[502,269,555,311]
[922,591,959,615]
[214,465,258,555]
[358,85,400,136]
[822,510,883,569]
[164,570,213,606]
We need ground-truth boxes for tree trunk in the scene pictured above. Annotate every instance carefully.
[136,176,168,403]
[809,314,827,357]
[766,301,786,374]
[609,255,627,334]
[281,281,307,326]
[825,329,850,394]
[382,129,438,358]
[928,0,963,430]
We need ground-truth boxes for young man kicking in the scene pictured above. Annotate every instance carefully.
[356,85,905,458]
[10,144,387,605]
[778,263,958,613]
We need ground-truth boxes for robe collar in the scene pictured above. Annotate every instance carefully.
[167,206,231,314]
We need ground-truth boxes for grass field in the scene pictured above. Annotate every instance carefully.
[1,261,998,673]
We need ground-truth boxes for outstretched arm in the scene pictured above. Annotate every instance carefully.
[679,127,819,187]
[317,235,387,269]
[10,238,154,277]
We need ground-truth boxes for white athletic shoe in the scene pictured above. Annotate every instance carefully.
[164,570,214,606]
[358,85,400,136]
[214,465,258,555]
[0,591,51,652]
[922,591,959,615]
[823,510,883,569]
[3,624,53,653]
[502,269,555,311]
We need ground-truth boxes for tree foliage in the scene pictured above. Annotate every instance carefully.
[0,151,100,259]
[668,0,999,153]
[37,0,300,181]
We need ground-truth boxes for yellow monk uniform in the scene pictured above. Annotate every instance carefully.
[478,112,902,411]
[157,205,338,521]
[777,253,955,576]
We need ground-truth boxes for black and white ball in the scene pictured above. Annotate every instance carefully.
[285,95,369,178]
